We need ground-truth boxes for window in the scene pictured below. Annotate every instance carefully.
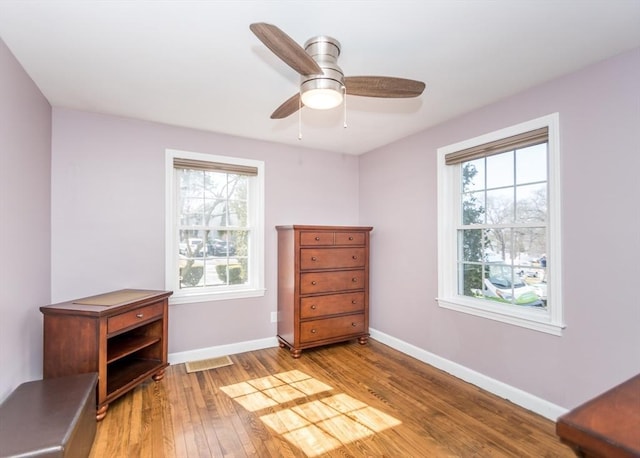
[165,149,265,304]
[437,113,563,335]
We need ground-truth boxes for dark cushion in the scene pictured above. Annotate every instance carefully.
[0,373,97,458]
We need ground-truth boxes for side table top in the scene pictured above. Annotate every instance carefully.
[556,373,640,457]
[40,289,173,316]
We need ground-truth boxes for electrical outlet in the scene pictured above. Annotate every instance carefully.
[270,311,278,323]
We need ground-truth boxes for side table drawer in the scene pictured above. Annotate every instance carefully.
[300,314,366,344]
[108,302,164,335]
[300,293,365,319]
[300,270,365,295]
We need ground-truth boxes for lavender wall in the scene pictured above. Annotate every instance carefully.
[0,39,52,401]
[50,109,360,354]
[359,48,640,410]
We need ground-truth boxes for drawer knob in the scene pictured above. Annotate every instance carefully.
[310,304,317,310]
[311,329,317,334]
[315,236,320,241]
[351,322,357,327]
[311,281,317,285]
[311,256,317,261]
[349,236,354,240]
[136,313,144,318]
[352,278,358,283]
[352,300,357,304]
[352,255,358,260]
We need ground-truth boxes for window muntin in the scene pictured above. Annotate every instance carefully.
[437,114,563,335]
[166,150,264,304]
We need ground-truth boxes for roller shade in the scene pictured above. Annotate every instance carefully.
[174,158,258,176]
[445,127,548,165]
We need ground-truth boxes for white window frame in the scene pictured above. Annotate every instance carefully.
[437,113,564,335]
[165,149,265,304]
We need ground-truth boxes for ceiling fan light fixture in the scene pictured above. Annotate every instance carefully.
[300,80,344,110]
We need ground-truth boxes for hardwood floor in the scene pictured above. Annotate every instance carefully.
[89,339,573,457]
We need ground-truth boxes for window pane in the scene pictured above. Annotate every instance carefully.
[227,200,247,227]
[462,191,485,225]
[203,170,228,196]
[181,198,204,226]
[227,175,248,200]
[486,151,514,189]
[203,230,246,257]
[180,170,204,198]
[458,229,484,262]
[483,264,544,307]
[179,230,205,257]
[486,188,514,224]
[462,160,485,192]
[516,183,546,223]
[485,228,511,263]
[516,143,547,185]
[459,263,483,298]
[513,227,546,267]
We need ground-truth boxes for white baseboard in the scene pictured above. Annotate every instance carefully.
[168,336,279,365]
[168,330,567,421]
[369,328,567,421]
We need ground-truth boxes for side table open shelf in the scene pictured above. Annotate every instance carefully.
[41,289,172,420]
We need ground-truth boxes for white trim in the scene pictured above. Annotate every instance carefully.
[369,328,568,421]
[165,149,265,304]
[168,336,279,365]
[167,330,568,420]
[437,113,564,335]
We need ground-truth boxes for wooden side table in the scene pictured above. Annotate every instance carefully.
[556,374,640,457]
[41,289,172,420]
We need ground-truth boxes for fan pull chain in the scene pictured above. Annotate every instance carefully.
[298,96,302,140]
[342,85,347,128]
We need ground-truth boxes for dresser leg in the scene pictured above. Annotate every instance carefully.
[290,349,302,358]
[152,369,166,381]
[358,336,369,345]
[278,341,287,348]
[96,404,108,421]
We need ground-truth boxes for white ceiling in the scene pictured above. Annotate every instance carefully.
[1,1,639,155]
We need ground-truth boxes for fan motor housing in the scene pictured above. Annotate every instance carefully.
[301,36,344,90]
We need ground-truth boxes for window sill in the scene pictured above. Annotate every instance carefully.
[437,296,565,336]
[170,287,266,305]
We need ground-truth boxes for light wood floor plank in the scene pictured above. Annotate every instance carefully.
[89,339,572,457]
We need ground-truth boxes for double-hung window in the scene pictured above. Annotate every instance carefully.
[165,149,265,304]
[437,113,563,335]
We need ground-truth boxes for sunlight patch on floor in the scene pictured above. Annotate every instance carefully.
[220,370,401,457]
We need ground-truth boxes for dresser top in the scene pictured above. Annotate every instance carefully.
[276,225,373,231]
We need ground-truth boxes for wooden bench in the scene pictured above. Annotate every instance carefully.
[0,372,98,458]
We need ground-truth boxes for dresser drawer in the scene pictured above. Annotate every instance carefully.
[300,293,365,319]
[107,302,164,335]
[300,314,366,344]
[300,231,334,246]
[300,247,366,270]
[300,270,365,295]
[335,232,365,246]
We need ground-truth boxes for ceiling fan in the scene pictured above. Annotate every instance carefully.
[250,23,426,119]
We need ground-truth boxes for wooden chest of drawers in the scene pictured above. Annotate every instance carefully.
[40,289,172,420]
[276,225,373,358]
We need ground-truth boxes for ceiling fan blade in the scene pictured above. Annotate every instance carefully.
[271,93,302,119]
[250,23,323,76]
[344,76,426,98]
